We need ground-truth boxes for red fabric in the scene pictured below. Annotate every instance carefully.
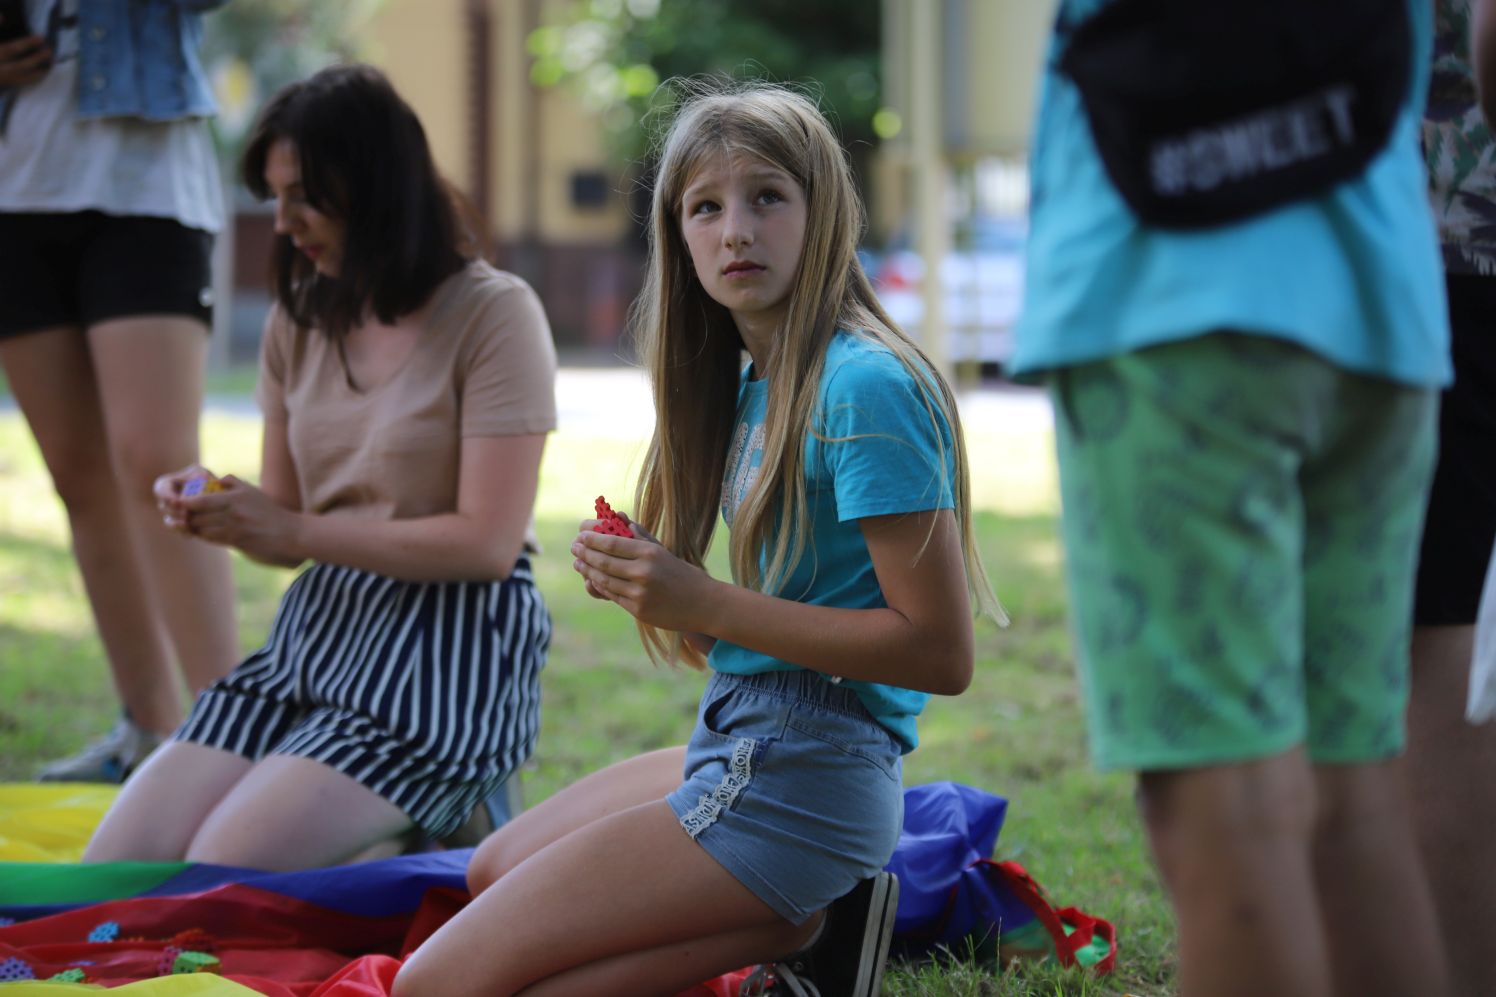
[982,860,1118,974]
[0,883,755,995]
[0,884,438,994]
[676,967,757,997]
[307,955,403,996]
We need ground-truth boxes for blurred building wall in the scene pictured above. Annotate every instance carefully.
[876,0,1055,217]
[365,0,638,356]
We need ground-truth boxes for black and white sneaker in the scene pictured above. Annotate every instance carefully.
[752,872,900,997]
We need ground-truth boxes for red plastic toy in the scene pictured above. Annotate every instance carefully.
[592,495,634,538]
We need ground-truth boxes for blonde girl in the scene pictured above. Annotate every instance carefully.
[395,80,1002,997]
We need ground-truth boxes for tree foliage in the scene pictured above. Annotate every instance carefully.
[528,0,881,165]
[201,0,384,173]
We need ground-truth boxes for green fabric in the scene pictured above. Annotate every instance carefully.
[1062,919,1111,970]
[0,861,187,905]
[1051,333,1437,770]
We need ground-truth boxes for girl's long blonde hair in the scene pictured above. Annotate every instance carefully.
[631,79,1004,669]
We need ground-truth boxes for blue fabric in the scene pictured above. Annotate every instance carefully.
[709,331,957,752]
[0,0,221,132]
[886,782,1022,945]
[0,849,472,923]
[1013,0,1451,389]
[0,783,1023,947]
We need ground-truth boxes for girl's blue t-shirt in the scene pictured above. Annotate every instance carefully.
[1012,0,1451,388]
[708,331,957,753]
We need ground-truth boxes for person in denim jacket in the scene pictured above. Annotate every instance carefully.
[0,0,239,783]
[0,0,219,130]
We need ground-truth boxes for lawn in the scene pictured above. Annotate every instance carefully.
[0,374,1176,996]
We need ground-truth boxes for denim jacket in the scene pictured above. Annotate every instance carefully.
[0,0,225,133]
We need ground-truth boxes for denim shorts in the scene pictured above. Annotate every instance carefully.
[665,669,905,924]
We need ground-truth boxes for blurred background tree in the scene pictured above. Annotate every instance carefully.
[526,0,881,169]
[202,0,386,171]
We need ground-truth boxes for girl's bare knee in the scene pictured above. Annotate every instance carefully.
[467,832,524,895]
[390,960,427,997]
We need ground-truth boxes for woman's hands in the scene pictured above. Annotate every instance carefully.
[0,33,50,88]
[572,518,719,634]
[156,464,303,566]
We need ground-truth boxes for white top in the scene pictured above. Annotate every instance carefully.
[0,0,223,232]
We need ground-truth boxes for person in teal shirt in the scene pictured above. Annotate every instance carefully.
[1015,1,1452,994]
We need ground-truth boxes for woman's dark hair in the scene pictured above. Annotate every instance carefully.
[242,63,469,343]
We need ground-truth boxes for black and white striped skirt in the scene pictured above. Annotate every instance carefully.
[175,558,550,838]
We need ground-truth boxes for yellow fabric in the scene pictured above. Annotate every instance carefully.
[0,784,118,863]
[7,977,262,995]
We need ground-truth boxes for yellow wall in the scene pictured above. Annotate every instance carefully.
[960,0,1055,158]
[881,0,1055,159]
[366,0,629,244]
[365,0,471,193]
[535,86,631,242]
[490,0,531,241]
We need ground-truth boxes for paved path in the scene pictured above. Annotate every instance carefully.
[550,366,1052,436]
[3,365,1054,435]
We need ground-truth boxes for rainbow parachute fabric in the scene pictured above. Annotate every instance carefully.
[0,782,1112,993]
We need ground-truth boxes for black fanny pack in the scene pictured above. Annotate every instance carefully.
[1057,0,1411,229]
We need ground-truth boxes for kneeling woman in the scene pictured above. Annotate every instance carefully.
[83,65,557,870]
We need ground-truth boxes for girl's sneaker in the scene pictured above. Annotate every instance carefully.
[743,872,900,997]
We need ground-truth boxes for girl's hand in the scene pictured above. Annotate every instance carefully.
[175,475,302,564]
[575,514,658,600]
[571,528,716,632]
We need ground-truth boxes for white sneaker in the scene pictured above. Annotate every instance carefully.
[36,716,164,783]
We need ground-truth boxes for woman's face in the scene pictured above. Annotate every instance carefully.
[264,138,346,278]
[679,151,807,340]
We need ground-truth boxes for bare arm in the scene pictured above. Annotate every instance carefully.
[573,507,975,695]
[182,429,547,582]
[236,416,304,569]
[287,433,547,581]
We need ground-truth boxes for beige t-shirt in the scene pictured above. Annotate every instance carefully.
[255,261,557,542]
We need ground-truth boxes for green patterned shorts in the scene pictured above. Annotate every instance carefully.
[1050,333,1437,771]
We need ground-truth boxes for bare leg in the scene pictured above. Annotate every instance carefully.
[1408,624,1494,997]
[84,740,252,861]
[468,746,686,893]
[180,754,414,869]
[0,327,180,733]
[1139,750,1330,997]
[520,909,820,997]
[1312,757,1449,997]
[397,798,815,997]
[88,316,238,695]
[85,744,413,869]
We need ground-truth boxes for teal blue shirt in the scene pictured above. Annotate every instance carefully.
[709,332,957,752]
[1012,0,1451,388]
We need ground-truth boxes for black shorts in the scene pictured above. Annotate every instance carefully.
[1414,271,1496,626]
[0,211,214,338]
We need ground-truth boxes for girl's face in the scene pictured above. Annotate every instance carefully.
[264,138,347,278]
[679,152,807,339]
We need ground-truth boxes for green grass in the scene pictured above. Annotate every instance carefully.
[0,383,1176,996]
